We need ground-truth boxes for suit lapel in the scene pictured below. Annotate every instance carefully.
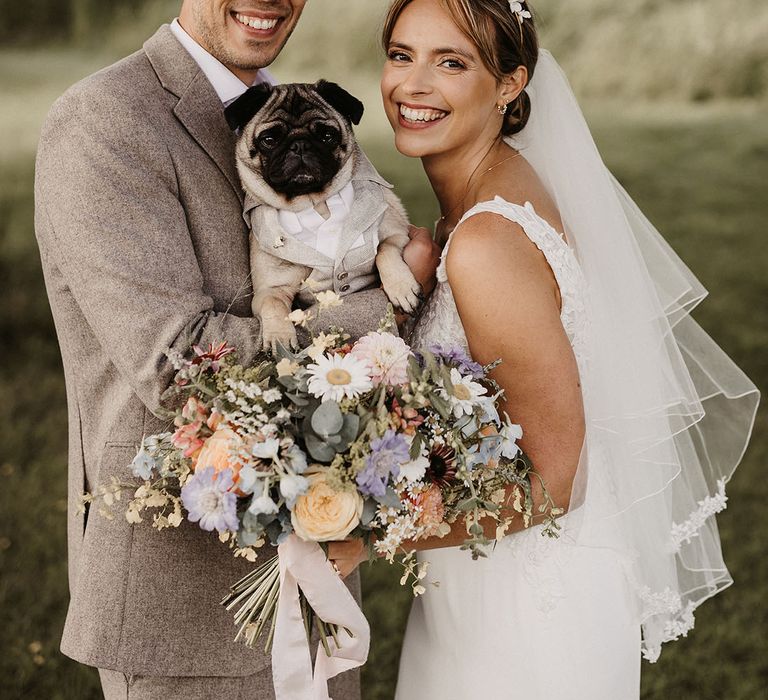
[335,184,387,261]
[258,208,334,268]
[144,25,243,204]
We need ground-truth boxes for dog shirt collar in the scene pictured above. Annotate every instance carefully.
[277,182,356,259]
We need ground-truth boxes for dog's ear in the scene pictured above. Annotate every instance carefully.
[224,84,274,131]
[314,80,365,125]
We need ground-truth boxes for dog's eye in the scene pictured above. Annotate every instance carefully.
[257,128,282,150]
[314,125,340,145]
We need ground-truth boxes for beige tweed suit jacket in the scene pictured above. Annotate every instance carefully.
[34,24,387,682]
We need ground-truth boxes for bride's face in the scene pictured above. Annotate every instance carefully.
[381,0,506,159]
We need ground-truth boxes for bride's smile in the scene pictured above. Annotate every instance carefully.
[380,0,513,160]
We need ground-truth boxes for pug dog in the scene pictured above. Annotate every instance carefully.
[224,80,421,352]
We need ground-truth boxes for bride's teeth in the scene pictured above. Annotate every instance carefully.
[235,13,278,30]
[399,105,447,122]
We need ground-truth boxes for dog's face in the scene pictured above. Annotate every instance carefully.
[226,81,365,211]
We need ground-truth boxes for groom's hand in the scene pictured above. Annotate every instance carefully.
[328,539,367,579]
[404,225,441,299]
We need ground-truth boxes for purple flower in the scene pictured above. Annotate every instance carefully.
[181,466,239,533]
[427,344,484,379]
[356,430,410,498]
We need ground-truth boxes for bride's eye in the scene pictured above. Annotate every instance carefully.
[388,51,411,63]
[440,58,466,70]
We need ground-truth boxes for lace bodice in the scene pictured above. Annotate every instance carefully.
[410,197,589,376]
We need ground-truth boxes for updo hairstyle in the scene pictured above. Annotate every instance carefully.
[382,0,539,136]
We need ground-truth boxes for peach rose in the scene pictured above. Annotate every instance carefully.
[196,426,244,483]
[291,468,364,542]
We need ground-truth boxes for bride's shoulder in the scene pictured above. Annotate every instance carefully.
[444,206,560,307]
[474,155,564,234]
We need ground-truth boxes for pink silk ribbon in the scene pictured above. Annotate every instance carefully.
[272,536,370,700]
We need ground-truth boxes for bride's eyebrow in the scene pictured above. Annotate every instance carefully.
[388,41,475,61]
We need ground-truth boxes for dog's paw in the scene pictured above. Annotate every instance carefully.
[262,319,299,355]
[381,270,422,314]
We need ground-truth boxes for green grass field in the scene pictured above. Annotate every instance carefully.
[1,4,767,696]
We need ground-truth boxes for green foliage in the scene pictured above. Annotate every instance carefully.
[0,0,167,45]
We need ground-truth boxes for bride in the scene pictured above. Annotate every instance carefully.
[330,0,759,697]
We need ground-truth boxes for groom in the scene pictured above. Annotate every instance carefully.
[34,1,439,697]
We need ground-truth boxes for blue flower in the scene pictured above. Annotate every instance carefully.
[131,446,156,481]
[427,344,484,379]
[356,430,410,498]
[279,473,310,509]
[468,434,504,469]
[285,444,308,474]
[181,466,239,533]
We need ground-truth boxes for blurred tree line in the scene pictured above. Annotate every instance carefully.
[0,0,154,45]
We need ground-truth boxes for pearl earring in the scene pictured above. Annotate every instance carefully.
[497,102,508,115]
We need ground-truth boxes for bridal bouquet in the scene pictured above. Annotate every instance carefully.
[85,295,559,665]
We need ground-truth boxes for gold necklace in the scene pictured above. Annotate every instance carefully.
[438,148,523,227]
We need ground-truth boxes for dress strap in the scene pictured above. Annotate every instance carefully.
[436,196,570,283]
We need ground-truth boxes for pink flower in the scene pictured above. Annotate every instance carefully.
[180,396,208,423]
[171,421,205,462]
[415,484,445,531]
[350,332,411,387]
[191,341,235,372]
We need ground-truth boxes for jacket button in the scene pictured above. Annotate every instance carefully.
[340,284,351,293]
[337,272,349,281]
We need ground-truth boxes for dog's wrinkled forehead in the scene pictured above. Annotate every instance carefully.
[255,85,342,132]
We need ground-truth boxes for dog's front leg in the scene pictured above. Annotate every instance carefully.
[376,190,422,313]
[250,243,310,353]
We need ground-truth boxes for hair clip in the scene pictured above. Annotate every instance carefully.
[508,1,532,24]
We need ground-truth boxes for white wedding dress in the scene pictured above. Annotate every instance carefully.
[395,197,641,699]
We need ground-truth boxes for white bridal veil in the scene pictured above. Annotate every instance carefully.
[506,50,760,661]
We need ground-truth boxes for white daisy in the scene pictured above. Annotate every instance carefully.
[307,352,373,402]
[441,367,488,418]
[397,455,430,484]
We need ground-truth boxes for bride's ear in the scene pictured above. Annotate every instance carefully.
[500,65,528,105]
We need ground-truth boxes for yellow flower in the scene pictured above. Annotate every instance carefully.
[276,358,299,377]
[291,468,364,542]
[315,290,343,309]
[288,309,311,326]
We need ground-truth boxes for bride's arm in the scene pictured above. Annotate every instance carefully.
[329,212,585,570]
[403,211,585,551]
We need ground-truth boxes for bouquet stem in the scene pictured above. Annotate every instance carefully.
[221,554,344,656]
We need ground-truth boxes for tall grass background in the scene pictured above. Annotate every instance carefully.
[0,1,766,698]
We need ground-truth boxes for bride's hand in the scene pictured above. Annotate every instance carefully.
[327,538,367,579]
[403,225,441,298]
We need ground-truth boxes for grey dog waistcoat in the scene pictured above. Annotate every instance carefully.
[243,153,394,306]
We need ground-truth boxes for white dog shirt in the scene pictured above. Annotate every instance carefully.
[276,182,366,260]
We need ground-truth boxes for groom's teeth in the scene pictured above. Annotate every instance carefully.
[235,13,279,30]
[399,105,447,123]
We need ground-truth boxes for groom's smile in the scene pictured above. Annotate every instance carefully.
[180,0,307,84]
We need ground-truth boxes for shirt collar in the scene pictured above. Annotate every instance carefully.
[279,182,355,237]
[170,18,276,105]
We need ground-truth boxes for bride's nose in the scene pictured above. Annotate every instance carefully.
[399,62,433,97]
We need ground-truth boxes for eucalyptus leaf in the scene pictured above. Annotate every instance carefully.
[311,401,344,436]
[361,499,378,526]
[305,433,336,463]
[374,487,402,509]
[339,414,361,443]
